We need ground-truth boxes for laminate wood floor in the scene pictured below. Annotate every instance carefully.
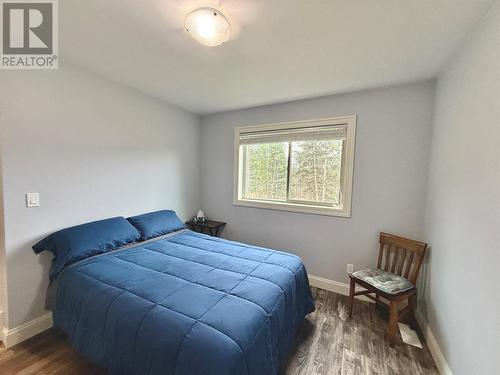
[281,288,438,375]
[0,288,438,375]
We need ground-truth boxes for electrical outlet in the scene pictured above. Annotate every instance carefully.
[346,264,354,274]
[26,192,40,207]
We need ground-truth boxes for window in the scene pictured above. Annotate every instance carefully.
[234,116,356,217]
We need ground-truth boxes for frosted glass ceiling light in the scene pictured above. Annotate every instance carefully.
[186,7,230,47]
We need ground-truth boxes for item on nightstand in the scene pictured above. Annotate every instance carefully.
[193,210,207,223]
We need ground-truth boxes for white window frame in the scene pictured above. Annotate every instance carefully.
[233,115,356,217]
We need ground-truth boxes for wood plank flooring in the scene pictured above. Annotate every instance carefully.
[281,288,437,375]
[0,288,438,375]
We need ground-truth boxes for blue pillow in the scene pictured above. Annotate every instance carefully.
[33,217,140,280]
[127,210,185,240]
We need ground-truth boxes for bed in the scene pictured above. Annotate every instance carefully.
[34,212,315,375]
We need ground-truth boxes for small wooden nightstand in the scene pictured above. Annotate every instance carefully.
[185,220,226,237]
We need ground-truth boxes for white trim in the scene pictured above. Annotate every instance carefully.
[416,309,453,375]
[233,199,351,217]
[1,312,53,348]
[233,115,357,218]
[308,274,373,303]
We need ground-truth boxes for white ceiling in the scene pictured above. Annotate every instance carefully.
[60,0,495,115]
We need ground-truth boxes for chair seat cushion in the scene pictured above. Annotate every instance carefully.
[352,268,414,295]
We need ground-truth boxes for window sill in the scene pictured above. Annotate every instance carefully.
[233,198,351,218]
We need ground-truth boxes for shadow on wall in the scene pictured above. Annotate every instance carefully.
[6,240,52,329]
[416,246,431,321]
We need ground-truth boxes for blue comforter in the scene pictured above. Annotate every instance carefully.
[54,230,315,375]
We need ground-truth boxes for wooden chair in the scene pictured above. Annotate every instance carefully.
[348,232,427,345]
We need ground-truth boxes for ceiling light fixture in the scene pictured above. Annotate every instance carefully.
[185,7,230,47]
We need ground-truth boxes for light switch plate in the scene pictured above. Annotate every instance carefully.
[26,192,40,207]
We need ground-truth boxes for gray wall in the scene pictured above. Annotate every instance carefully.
[0,156,6,323]
[200,81,435,284]
[422,2,500,374]
[0,64,200,328]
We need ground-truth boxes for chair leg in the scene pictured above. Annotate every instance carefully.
[408,294,417,330]
[375,292,382,310]
[348,277,355,317]
[386,301,399,346]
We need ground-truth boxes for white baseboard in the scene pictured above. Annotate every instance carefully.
[416,309,453,375]
[1,312,53,348]
[308,274,373,303]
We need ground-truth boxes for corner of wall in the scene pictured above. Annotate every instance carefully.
[0,139,9,341]
[419,1,500,374]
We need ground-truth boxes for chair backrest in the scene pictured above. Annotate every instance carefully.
[377,232,427,284]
